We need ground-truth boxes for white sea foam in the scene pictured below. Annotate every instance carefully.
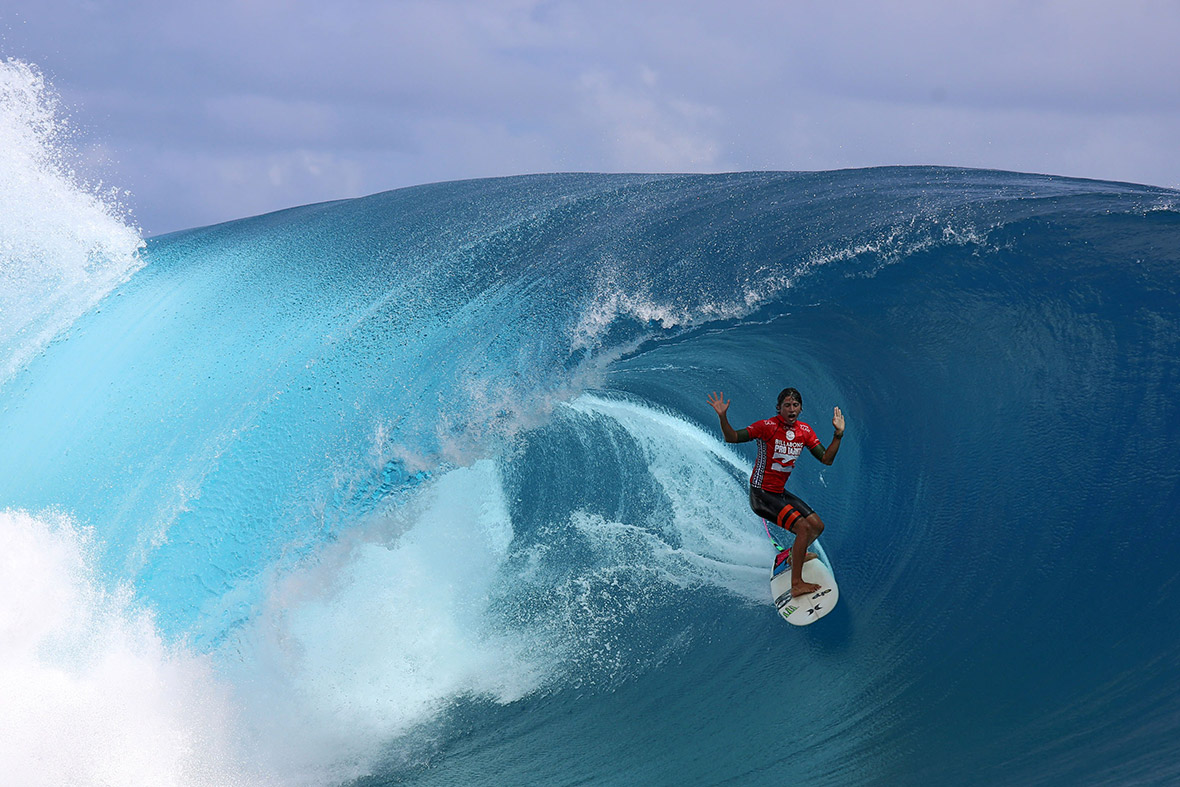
[571,260,751,351]
[0,406,771,786]
[0,468,549,786]
[567,393,769,600]
[211,403,769,782]
[0,59,144,386]
[218,460,553,785]
[1145,197,1179,213]
[0,509,268,787]
[569,219,997,353]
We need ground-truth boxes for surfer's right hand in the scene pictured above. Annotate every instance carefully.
[707,391,729,415]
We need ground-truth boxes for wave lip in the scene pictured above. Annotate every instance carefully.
[0,59,143,386]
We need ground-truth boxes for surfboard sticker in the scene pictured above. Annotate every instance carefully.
[770,554,839,626]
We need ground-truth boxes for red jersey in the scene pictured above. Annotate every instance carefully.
[747,416,820,493]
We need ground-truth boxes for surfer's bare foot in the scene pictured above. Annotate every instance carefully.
[791,581,821,597]
[778,551,819,566]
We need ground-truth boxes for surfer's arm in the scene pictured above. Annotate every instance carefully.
[707,391,751,443]
[809,407,845,465]
[720,418,751,444]
[811,434,841,465]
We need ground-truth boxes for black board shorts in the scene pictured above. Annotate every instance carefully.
[749,485,815,533]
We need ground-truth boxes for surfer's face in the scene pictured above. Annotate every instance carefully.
[778,397,801,423]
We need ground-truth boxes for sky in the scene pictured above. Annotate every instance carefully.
[2,0,1179,235]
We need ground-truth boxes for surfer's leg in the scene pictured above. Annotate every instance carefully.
[751,487,817,562]
[789,515,824,596]
[774,490,819,565]
[798,513,825,546]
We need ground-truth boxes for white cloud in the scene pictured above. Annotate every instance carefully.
[4,0,1178,233]
[577,69,720,170]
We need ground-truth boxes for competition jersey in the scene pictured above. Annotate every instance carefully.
[747,416,820,493]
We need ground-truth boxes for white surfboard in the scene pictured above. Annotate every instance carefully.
[771,552,839,626]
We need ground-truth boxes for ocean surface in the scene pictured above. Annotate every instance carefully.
[3,62,1180,787]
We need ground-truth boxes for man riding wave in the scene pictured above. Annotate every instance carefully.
[707,387,845,597]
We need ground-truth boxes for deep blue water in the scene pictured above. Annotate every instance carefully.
[2,167,1179,785]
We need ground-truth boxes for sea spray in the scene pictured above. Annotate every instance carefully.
[0,509,268,786]
[0,59,143,385]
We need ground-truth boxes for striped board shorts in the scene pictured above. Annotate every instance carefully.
[749,485,815,534]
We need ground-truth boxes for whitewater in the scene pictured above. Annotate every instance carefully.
[2,60,1179,786]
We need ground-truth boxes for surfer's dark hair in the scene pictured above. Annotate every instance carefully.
[777,387,802,408]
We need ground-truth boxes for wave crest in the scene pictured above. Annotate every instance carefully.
[0,59,143,385]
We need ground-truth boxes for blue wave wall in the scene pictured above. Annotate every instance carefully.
[2,168,1178,785]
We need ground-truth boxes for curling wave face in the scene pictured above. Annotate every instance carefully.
[1,162,1179,785]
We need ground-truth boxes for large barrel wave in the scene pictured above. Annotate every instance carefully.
[2,155,1178,784]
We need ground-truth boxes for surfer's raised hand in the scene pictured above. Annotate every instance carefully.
[832,406,845,438]
[709,392,749,443]
[709,392,751,443]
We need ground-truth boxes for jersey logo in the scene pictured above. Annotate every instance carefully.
[771,439,798,472]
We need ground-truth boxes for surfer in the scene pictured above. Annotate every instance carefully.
[707,388,844,597]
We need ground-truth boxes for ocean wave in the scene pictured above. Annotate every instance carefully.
[0,163,1177,785]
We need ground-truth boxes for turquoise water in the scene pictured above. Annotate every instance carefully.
[2,160,1179,785]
